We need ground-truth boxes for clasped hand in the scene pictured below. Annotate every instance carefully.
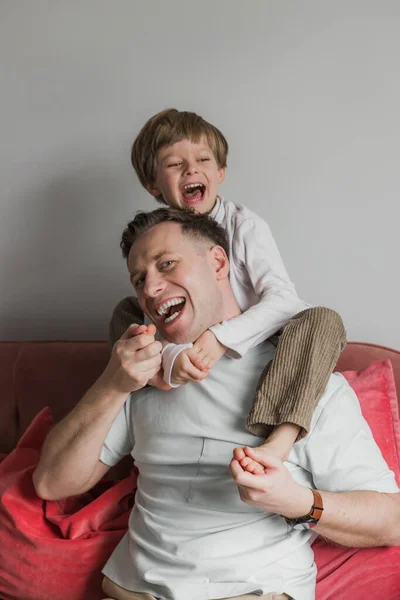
[230,446,312,519]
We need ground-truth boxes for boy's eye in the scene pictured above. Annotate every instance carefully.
[200,157,210,162]
[167,161,182,167]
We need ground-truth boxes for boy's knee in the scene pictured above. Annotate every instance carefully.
[298,306,347,347]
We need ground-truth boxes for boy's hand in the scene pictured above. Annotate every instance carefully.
[148,369,172,390]
[188,330,227,371]
[171,349,210,385]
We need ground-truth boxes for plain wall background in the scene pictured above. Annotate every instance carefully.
[0,1,399,348]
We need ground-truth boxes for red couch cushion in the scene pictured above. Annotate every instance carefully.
[315,359,400,599]
[0,408,137,600]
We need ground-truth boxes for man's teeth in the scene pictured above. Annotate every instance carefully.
[165,311,180,324]
[156,298,184,316]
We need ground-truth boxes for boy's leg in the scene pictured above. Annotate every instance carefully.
[243,307,346,468]
[109,296,145,347]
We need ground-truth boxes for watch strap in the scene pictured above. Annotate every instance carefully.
[284,489,324,527]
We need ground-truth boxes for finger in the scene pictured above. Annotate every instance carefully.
[230,465,270,489]
[233,447,246,461]
[177,357,209,382]
[119,323,146,340]
[175,371,209,385]
[146,323,157,336]
[243,460,265,475]
[229,458,244,479]
[239,456,253,468]
[129,353,162,376]
[135,340,163,361]
[124,333,159,352]
[188,350,209,371]
[243,446,282,469]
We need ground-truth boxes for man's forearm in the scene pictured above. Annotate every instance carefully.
[314,490,400,547]
[33,375,128,500]
[33,324,163,501]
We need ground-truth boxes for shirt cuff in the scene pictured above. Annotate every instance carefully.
[162,342,193,387]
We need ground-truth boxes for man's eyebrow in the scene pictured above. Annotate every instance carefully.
[129,250,172,279]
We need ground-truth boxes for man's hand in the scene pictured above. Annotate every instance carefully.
[189,330,227,371]
[171,348,210,385]
[102,323,163,394]
[230,446,313,519]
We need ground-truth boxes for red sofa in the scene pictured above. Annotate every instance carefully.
[0,340,399,600]
[1,340,399,457]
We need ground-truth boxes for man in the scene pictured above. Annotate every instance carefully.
[33,208,400,600]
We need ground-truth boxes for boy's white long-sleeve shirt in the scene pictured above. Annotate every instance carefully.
[162,197,308,386]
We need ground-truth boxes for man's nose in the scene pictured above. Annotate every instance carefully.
[143,273,165,298]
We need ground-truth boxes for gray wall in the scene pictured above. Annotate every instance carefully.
[1,1,399,348]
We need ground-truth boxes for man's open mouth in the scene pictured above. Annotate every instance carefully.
[156,297,186,324]
[181,183,205,204]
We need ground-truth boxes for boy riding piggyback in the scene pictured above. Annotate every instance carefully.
[110,108,346,468]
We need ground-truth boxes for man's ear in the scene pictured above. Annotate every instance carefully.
[209,245,230,280]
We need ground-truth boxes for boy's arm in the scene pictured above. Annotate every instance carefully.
[210,215,307,358]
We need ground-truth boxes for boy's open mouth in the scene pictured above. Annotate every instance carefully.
[156,297,186,324]
[181,183,205,204]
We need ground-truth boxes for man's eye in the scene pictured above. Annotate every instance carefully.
[200,157,210,162]
[134,276,144,288]
[160,260,175,270]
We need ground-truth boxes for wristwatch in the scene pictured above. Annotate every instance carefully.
[283,489,324,529]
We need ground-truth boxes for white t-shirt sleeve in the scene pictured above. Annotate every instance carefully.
[299,374,399,494]
[162,342,193,388]
[210,215,308,358]
[100,397,135,466]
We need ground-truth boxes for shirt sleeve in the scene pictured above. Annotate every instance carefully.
[161,342,193,388]
[100,397,135,466]
[299,374,399,493]
[210,215,308,358]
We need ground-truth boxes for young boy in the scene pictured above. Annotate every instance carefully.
[110,108,346,471]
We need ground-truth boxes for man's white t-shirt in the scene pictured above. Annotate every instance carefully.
[100,341,399,600]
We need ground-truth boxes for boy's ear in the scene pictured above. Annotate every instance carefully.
[217,167,226,185]
[146,183,161,198]
[209,245,229,280]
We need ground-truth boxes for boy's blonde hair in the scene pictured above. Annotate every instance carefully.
[131,109,228,204]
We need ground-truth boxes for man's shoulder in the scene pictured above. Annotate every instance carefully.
[308,372,360,431]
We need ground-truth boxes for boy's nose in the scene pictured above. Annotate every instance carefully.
[185,162,199,175]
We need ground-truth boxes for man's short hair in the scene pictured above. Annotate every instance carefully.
[121,208,230,261]
[131,108,229,203]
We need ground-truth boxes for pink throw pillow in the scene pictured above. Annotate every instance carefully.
[0,408,137,600]
[315,359,400,599]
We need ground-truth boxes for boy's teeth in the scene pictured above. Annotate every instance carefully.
[156,298,185,316]
[184,183,203,189]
